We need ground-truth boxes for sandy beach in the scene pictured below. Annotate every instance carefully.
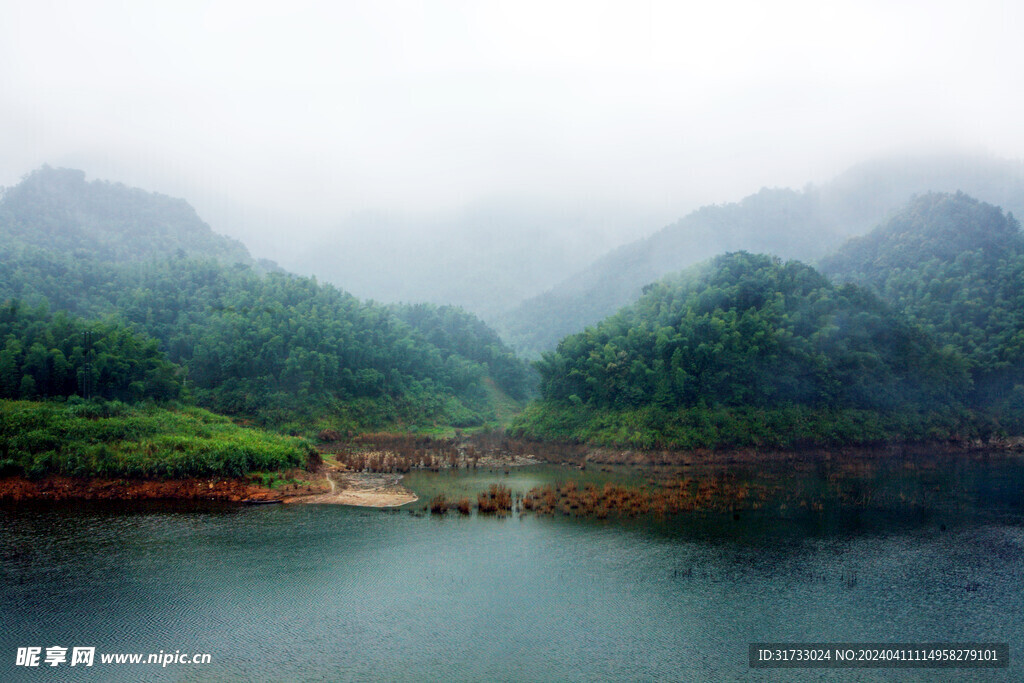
[292,470,418,507]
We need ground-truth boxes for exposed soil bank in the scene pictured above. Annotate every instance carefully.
[0,469,420,508]
[0,474,328,504]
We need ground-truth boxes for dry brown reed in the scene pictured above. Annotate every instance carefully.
[476,484,513,514]
[429,494,449,514]
[521,476,761,519]
[318,432,499,473]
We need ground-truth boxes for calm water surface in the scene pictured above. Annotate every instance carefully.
[3,452,1024,681]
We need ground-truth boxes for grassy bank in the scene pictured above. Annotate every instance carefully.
[0,399,315,479]
[507,401,997,450]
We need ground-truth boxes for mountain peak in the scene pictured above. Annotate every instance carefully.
[0,166,251,264]
[820,192,1022,280]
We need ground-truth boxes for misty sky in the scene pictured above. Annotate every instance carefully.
[2,0,1023,257]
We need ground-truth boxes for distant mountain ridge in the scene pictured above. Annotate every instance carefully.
[499,153,1024,357]
[0,166,252,264]
[291,201,659,320]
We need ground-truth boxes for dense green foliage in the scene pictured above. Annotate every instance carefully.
[500,154,1024,357]
[821,193,1024,413]
[0,168,530,431]
[536,253,968,412]
[0,250,507,428]
[510,402,985,451]
[514,252,979,448]
[0,399,311,479]
[389,302,535,400]
[0,301,181,402]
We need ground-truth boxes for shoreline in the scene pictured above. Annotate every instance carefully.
[0,474,317,504]
[291,471,419,507]
[0,469,421,507]
[2,437,1021,505]
[555,436,1024,467]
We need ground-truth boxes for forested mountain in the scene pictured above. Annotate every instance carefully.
[0,168,531,431]
[500,153,1024,357]
[0,167,252,264]
[388,303,535,400]
[537,252,968,411]
[0,301,182,403]
[511,252,976,449]
[820,192,1024,414]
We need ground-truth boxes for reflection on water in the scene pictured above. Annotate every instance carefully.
[2,451,1024,681]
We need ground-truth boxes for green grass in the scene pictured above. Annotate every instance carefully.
[480,376,526,429]
[265,381,527,440]
[508,401,997,450]
[250,472,312,489]
[0,399,315,479]
[254,392,496,439]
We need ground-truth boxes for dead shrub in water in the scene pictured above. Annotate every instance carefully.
[518,475,767,520]
[456,497,472,515]
[429,495,449,514]
[522,485,558,515]
[477,484,512,514]
[321,431,573,474]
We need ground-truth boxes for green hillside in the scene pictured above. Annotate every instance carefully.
[0,301,181,403]
[511,252,977,449]
[0,168,531,433]
[388,302,536,401]
[820,192,1024,415]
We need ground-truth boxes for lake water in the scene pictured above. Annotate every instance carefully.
[3,452,1024,681]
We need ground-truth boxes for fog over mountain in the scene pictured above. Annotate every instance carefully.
[5,7,1024,671]
[287,200,662,318]
[3,1,1024,293]
[498,152,1024,356]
